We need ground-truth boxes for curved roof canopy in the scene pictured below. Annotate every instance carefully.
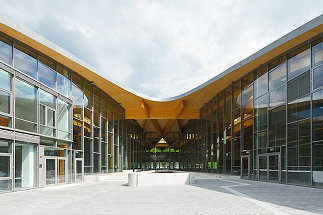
[0,13,322,120]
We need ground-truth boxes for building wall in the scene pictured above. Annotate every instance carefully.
[180,34,323,188]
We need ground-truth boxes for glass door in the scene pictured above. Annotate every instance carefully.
[57,158,66,184]
[241,155,250,179]
[0,140,13,192]
[45,158,56,185]
[258,153,281,182]
[75,158,83,182]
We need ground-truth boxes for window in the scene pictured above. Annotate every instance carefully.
[287,95,310,123]
[254,94,268,132]
[269,106,286,147]
[0,36,12,65]
[0,69,12,127]
[313,65,323,90]
[269,85,285,108]
[312,89,323,141]
[15,78,36,132]
[269,57,286,91]
[57,99,71,140]
[254,67,268,98]
[14,44,37,80]
[312,38,323,67]
[57,69,70,98]
[288,45,310,80]
[38,56,56,89]
[39,90,56,137]
[242,85,253,120]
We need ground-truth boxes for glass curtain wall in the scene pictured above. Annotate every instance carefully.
[181,35,323,188]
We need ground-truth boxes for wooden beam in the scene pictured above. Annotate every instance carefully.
[141,100,150,118]
[142,119,149,133]
[162,119,176,136]
[174,100,184,118]
[150,119,163,137]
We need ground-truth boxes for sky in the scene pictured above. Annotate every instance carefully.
[0,0,322,98]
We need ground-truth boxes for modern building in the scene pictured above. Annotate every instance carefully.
[0,13,322,192]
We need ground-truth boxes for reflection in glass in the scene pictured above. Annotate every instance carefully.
[40,89,56,109]
[269,62,286,91]
[14,44,37,79]
[0,68,12,91]
[0,37,12,65]
[45,159,55,185]
[38,61,56,89]
[254,94,268,132]
[254,67,268,98]
[72,83,83,120]
[57,73,70,97]
[312,38,323,67]
[288,45,310,80]
[269,106,286,147]
[287,95,310,123]
[0,91,10,114]
[313,65,323,90]
[312,141,323,187]
[312,89,323,141]
[269,85,285,108]
[242,85,253,120]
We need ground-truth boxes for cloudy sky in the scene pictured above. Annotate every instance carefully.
[1,0,322,98]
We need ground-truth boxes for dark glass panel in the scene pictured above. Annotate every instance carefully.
[243,118,253,150]
[287,95,310,123]
[14,44,37,79]
[255,130,267,149]
[312,141,323,187]
[94,87,100,101]
[101,117,107,141]
[84,109,91,138]
[242,74,253,90]
[224,100,231,128]
[269,85,285,108]
[73,119,82,150]
[71,73,82,89]
[312,38,323,67]
[101,95,107,118]
[0,36,12,65]
[288,45,310,80]
[93,100,100,127]
[254,94,268,132]
[269,106,286,147]
[225,88,231,102]
[254,66,268,98]
[0,140,11,153]
[233,82,241,110]
[312,89,323,141]
[218,93,224,118]
[313,65,323,90]
[84,138,91,166]
[233,109,241,137]
[242,85,253,120]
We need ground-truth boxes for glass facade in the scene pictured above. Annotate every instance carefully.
[0,33,145,192]
[180,35,323,188]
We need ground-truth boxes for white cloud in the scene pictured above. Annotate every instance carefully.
[0,0,322,98]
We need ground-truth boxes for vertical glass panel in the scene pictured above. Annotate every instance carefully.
[218,93,224,117]
[243,118,253,150]
[0,155,10,177]
[288,45,310,80]
[71,74,83,89]
[57,73,70,97]
[242,74,253,90]
[287,95,310,123]
[39,89,56,109]
[0,68,12,91]
[0,140,12,153]
[101,117,107,141]
[0,90,10,114]
[94,100,100,127]
[84,82,92,109]
[254,67,268,98]
[255,130,267,149]
[242,85,253,120]
[57,99,70,133]
[39,105,45,125]
[313,65,323,90]
[45,159,55,185]
[15,78,36,122]
[73,119,82,150]
[269,85,285,108]
[58,159,65,184]
[259,156,267,180]
[254,94,268,132]
[224,100,231,128]
[312,38,323,67]
[84,109,91,137]
[76,160,83,181]
[0,36,12,65]
[93,87,100,101]
[312,141,323,187]
[71,83,83,120]
[233,109,241,137]
[47,109,55,127]
[84,138,91,166]
[38,56,56,89]
[312,89,323,141]
[269,106,286,147]
[14,44,37,79]
[269,61,286,91]
[233,82,241,110]
[15,142,37,189]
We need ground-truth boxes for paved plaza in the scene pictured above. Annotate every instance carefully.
[0,173,322,215]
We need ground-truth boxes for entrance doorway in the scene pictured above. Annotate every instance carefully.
[0,152,12,192]
[241,155,250,179]
[258,153,280,182]
[45,157,66,186]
